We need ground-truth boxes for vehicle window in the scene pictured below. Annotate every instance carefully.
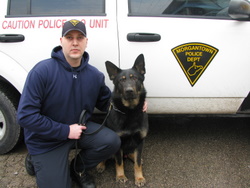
[8,0,105,16]
[128,0,230,18]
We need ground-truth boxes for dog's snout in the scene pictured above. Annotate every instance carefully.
[125,87,134,94]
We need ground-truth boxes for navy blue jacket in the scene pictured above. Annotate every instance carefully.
[17,46,111,155]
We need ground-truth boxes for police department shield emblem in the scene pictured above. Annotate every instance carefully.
[172,42,219,86]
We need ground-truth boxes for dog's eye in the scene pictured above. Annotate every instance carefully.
[120,76,126,82]
[130,74,137,80]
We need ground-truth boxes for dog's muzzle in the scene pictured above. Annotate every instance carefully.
[123,87,138,100]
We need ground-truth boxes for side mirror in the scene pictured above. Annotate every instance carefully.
[228,0,250,20]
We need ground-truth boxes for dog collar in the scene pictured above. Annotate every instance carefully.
[110,102,126,115]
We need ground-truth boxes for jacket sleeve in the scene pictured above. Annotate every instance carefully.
[95,75,111,112]
[17,68,70,140]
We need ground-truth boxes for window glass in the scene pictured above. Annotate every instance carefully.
[8,0,105,16]
[9,0,28,15]
[129,0,230,18]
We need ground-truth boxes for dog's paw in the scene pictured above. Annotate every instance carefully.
[116,175,128,183]
[96,162,105,173]
[135,177,146,187]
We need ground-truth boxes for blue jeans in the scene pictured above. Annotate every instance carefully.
[30,121,121,188]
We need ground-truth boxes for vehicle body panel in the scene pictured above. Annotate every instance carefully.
[0,0,250,114]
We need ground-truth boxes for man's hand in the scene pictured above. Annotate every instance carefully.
[68,124,86,139]
[143,101,148,112]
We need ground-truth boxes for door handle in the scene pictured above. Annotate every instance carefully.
[0,34,25,42]
[127,33,161,42]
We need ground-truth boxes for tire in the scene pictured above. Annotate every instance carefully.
[0,90,21,154]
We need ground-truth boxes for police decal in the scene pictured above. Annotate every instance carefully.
[172,42,218,86]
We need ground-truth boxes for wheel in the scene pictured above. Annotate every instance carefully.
[0,90,21,154]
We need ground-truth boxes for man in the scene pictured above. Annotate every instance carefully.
[17,19,121,188]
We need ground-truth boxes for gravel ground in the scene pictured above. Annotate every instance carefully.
[1,116,250,188]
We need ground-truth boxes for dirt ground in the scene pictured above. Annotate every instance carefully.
[1,116,250,188]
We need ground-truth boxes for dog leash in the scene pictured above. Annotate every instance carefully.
[73,104,113,176]
[111,102,126,115]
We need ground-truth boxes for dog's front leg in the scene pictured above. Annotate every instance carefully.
[134,142,146,187]
[115,149,128,183]
[96,160,106,173]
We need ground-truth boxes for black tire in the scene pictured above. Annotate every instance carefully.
[0,90,21,154]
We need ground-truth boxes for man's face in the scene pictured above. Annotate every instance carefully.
[60,30,88,65]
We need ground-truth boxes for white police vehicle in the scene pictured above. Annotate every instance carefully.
[1,0,250,154]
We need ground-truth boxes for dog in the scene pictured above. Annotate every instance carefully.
[96,54,148,187]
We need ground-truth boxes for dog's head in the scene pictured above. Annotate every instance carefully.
[105,54,146,108]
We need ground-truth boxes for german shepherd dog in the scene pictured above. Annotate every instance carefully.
[97,54,148,187]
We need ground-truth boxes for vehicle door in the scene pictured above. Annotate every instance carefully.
[0,0,118,91]
[117,0,250,114]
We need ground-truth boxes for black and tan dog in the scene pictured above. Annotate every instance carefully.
[97,54,148,187]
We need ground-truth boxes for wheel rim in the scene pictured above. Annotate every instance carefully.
[0,110,6,140]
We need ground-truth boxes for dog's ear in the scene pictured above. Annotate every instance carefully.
[133,54,145,75]
[105,61,121,80]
